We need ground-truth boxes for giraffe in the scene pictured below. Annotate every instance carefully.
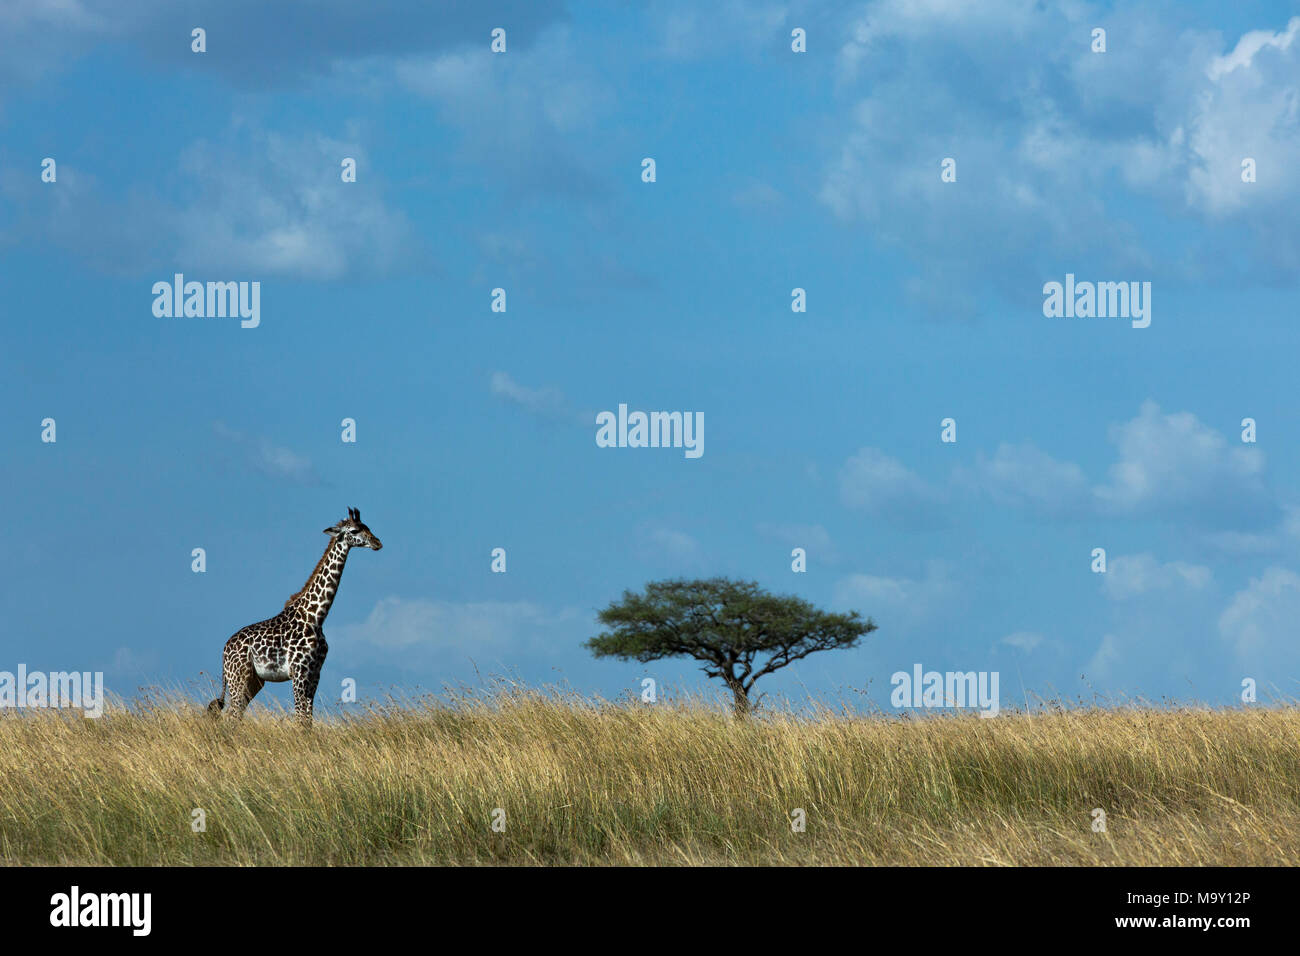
[207,508,382,725]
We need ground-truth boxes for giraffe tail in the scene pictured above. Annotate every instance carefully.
[207,677,226,717]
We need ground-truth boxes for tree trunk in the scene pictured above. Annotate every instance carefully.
[727,680,751,718]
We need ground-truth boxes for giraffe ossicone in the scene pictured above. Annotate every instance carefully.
[208,507,382,725]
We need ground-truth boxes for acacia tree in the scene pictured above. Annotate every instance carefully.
[586,578,876,716]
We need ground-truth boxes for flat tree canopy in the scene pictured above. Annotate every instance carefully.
[586,577,876,715]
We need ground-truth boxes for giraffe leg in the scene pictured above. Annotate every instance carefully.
[224,677,249,719]
[242,673,265,714]
[290,661,321,727]
[209,638,238,717]
[223,643,262,721]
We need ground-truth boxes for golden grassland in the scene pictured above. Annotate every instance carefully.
[2,689,1298,865]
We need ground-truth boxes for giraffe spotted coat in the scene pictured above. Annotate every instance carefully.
[208,508,382,725]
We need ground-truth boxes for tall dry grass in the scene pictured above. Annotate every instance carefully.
[2,688,1297,865]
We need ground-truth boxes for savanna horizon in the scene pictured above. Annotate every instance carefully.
[3,689,1297,866]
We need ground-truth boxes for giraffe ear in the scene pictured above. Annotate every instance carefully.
[324,523,341,535]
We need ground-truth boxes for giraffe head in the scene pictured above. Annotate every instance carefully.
[324,507,383,551]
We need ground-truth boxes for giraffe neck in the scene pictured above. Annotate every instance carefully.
[287,537,351,627]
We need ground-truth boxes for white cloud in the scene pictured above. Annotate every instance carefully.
[849,403,1276,532]
[0,0,568,91]
[1207,16,1299,80]
[1188,17,1300,217]
[1101,553,1212,600]
[823,7,1300,308]
[731,179,786,212]
[110,646,160,676]
[395,36,604,135]
[392,26,612,201]
[334,596,579,658]
[959,442,1090,514]
[1000,631,1044,652]
[489,371,568,419]
[1093,401,1269,521]
[170,129,414,279]
[638,527,704,567]
[5,125,416,279]
[0,0,104,30]
[756,522,835,562]
[1203,530,1280,554]
[0,0,114,86]
[1218,567,1300,676]
[839,447,937,514]
[252,441,317,485]
[833,561,954,626]
[1217,503,1300,552]
[213,422,319,485]
[653,0,788,59]
[1084,633,1122,679]
[837,0,1040,84]
[823,0,1154,310]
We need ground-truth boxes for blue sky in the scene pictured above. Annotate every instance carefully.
[3,0,1300,714]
